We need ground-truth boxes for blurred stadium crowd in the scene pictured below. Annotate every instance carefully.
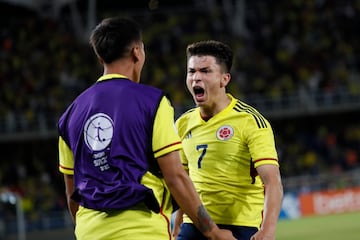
[0,0,360,234]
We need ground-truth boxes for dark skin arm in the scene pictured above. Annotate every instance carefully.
[63,174,79,224]
[157,150,235,240]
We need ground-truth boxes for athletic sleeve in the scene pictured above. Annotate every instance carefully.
[178,148,189,171]
[174,116,189,171]
[58,136,75,175]
[245,116,279,168]
[153,96,182,158]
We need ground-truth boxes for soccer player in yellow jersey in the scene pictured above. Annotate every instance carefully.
[173,40,283,240]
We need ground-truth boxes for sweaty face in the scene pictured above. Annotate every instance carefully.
[186,55,226,109]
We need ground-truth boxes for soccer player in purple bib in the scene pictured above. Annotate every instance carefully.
[58,18,235,240]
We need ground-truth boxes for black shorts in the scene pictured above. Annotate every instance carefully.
[177,223,258,240]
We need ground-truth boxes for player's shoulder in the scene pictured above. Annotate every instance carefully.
[138,82,164,94]
[232,99,262,116]
[232,99,270,128]
[176,107,197,121]
[129,82,165,103]
[175,107,197,132]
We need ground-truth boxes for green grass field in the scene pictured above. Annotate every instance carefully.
[276,211,360,240]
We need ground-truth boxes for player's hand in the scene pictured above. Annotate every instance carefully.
[207,228,236,240]
[172,224,181,239]
[250,229,275,240]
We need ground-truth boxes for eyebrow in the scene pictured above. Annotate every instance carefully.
[188,67,210,71]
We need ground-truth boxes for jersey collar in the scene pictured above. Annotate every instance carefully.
[196,93,237,123]
[97,74,129,82]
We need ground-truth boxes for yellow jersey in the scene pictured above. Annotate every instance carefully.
[175,94,279,227]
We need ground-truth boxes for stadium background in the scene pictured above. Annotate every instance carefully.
[0,0,359,239]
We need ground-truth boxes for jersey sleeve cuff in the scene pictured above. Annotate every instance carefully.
[254,158,279,168]
[154,142,182,158]
[59,165,74,175]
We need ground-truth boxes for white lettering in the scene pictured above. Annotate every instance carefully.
[93,151,105,158]
[93,156,108,166]
[314,191,360,214]
[100,164,110,171]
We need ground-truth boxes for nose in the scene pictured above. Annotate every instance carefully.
[192,71,201,80]
[189,71,202,84]
[191,78,202,88]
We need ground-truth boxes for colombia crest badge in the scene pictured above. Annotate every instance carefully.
[216,125,234,141]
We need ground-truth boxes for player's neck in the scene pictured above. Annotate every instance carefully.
[200,94,231,121]
[103,59,137,82]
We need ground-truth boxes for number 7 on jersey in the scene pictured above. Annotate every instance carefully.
[196,144,208,168]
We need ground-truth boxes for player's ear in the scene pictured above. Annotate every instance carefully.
[131,45,141,63]
[220,73,231,88]
[98,56,104,65]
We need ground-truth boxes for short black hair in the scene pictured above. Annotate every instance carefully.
[89,17,142,63]
[186,40,233,73]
